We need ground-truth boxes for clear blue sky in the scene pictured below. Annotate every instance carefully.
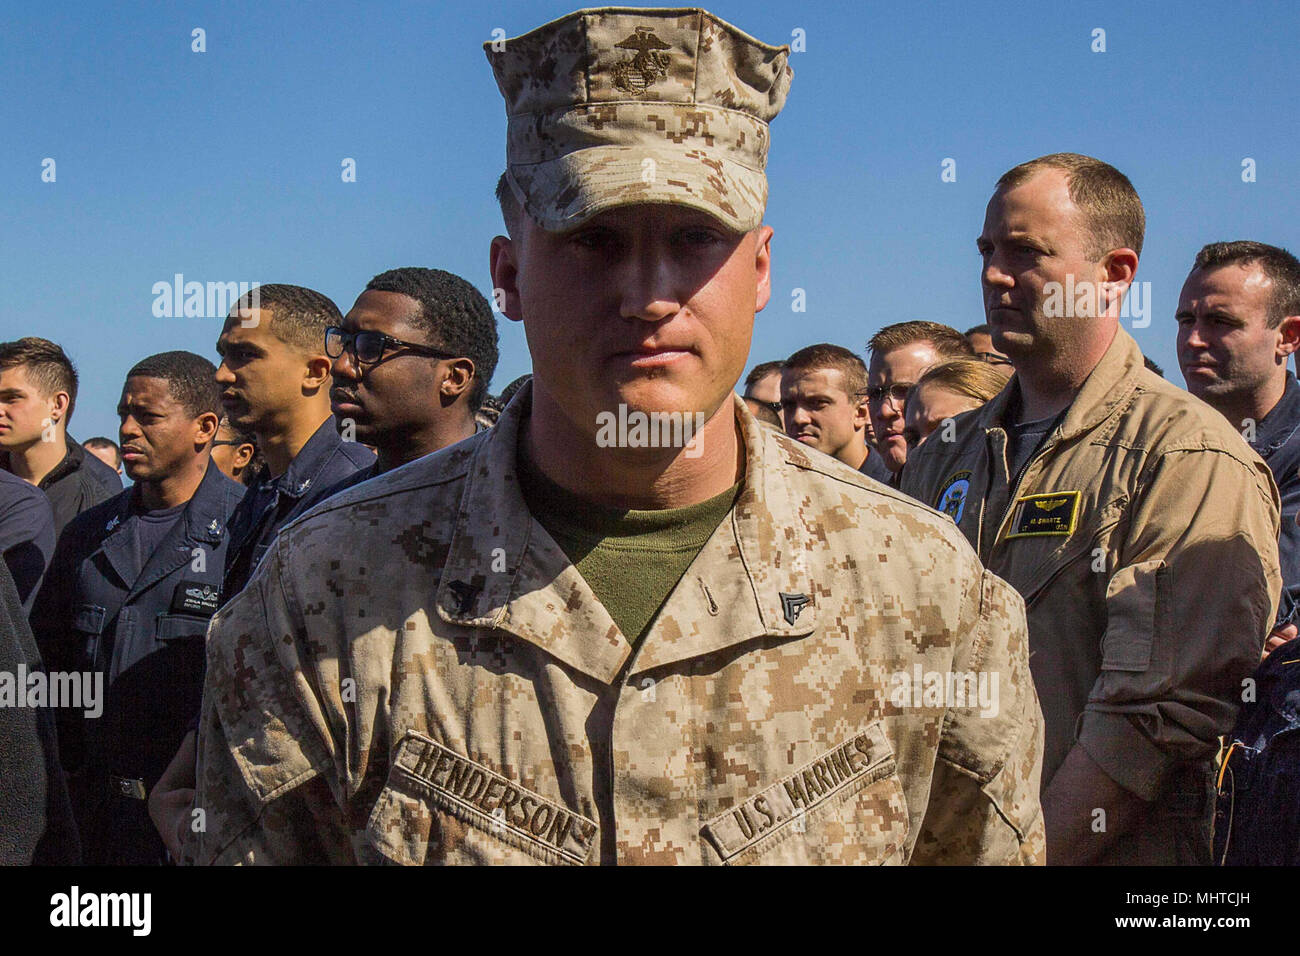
[3,0,1297,444]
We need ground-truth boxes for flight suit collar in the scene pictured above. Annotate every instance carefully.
[978,327,1143,441]
[1054,326,1144,442]
[435,384,817,685]
[1252,371,1300,461]
[967,328,1143,557]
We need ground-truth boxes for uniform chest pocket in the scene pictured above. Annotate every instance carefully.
[73,603,106,635]
[701,722,910,865]
[155,614,211,642]
[72,604,107,667]
[365,730,599,866]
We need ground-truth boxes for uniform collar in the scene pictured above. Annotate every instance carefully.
[1252,371,1300,460]
[975,326,1144,441]
[100,459,242,593]
[275,416,345,501]
[180,458,244,543]
[35,435,82,489]
[434,382,817,685]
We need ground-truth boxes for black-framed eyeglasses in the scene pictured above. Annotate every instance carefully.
[325,326,459,366]
[975,352,1014,367]
[210,439,249,448]
[862,383,913,408]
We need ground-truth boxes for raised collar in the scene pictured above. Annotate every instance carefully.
[35,435,81,489]
[973,326,1144,440]
[274,417,345,501]
[433,382,818,685]
[100,459,241,593]
[1252,371,1300,460]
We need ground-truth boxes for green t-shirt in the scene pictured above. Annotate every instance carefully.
[517,456,742,648]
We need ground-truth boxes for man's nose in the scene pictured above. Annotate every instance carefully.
[619,251,681,322]
[1182,320,1210,350]
[332,351,360,381]
[983,254,1014,290]
[214,362,235,385]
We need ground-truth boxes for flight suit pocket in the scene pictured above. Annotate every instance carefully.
[1100,559,1167,672]
[701,722,910,865]
[365,731,598,866]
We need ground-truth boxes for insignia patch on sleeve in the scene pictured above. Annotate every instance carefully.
[935,470,972,523]
[1006,490,1081,539]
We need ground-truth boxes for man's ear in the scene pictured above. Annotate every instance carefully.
[852,394,870,430]
[303,355,333,390]
[753,225,774,314]
[195,411,220,447]
[439,359,475,401]
[1099,248,1139,318]
[48,390,71,425]
[1277,314,1300,359]
[489,235,523,322]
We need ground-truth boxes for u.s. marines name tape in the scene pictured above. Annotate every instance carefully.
[385,731,598,864]
[702,723,899,862]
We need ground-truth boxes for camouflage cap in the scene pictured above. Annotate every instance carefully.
[485,7,793,233]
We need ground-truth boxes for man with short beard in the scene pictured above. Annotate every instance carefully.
[903,153,1280,865]
[1174,242,1300,867]
[31,351,243,864]
[1176,241,1300,655]
[187,7,1043,866]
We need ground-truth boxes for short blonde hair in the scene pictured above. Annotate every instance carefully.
[912,360,1006,407]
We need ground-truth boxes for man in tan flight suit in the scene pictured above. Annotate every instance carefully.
[187,6,1044,866]
[902,153,1281,865]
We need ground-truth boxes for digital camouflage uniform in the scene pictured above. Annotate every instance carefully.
[188,386,1043,865]
[187,6,1044,866]
[901,326,1281,865]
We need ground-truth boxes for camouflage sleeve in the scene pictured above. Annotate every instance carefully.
[186,535,354,865]
[1078,448,1281,800]
[911,568,1046,864]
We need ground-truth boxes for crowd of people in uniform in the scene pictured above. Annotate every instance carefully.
[2,5,1298,867]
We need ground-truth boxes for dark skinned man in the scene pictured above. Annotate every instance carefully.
[31,352,243,864]
[326,267,498,484]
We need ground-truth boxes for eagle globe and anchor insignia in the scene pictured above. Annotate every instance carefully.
[936,471,972,524]
[612,26,672,95]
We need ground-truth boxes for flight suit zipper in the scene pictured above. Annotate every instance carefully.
[993,415,1067,548]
